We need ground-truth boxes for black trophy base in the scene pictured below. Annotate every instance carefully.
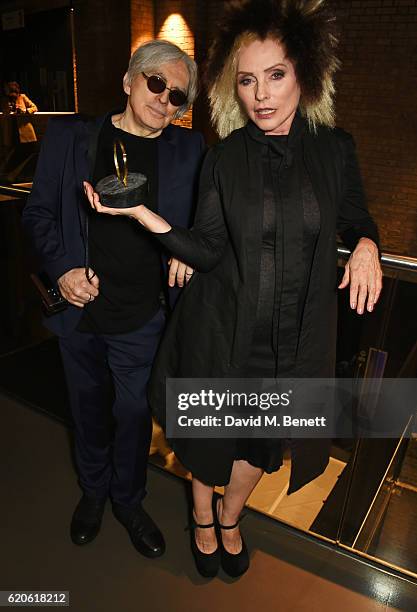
[95,173,148,209]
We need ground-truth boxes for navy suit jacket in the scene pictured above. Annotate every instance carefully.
[22,113,205,337]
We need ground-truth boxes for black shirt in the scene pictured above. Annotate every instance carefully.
[247,132,320,377]
[78,115,163,334]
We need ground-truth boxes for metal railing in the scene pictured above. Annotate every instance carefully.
[338,246,417,273]
[2,182,417,274]
[0,185,31,198]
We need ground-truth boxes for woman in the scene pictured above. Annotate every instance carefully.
[85,0,382,577]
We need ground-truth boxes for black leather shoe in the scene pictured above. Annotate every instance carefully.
[113,504,165,558]
[70,495,106,545]
[188,520,220,578]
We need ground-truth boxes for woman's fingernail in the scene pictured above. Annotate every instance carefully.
[358,308,363,314]
[351,302,356,309]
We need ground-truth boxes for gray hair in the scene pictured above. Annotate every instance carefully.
[125,39,198,119]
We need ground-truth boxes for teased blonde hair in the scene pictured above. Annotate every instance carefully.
[206,0,340,138]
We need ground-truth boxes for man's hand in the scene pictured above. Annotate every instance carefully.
[168,258,194,288]
[58,268,99,308]
[338,238,382,314]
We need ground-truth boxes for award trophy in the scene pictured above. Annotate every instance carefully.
[95,140,148,208]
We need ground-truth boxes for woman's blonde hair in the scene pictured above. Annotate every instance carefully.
[206,0,340,139]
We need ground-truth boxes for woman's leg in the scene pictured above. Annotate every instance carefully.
[192,477,217,553]
[218,460,263,553]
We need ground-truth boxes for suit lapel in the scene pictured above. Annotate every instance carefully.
[73,114,107,242]
[157,125,176,223]
[73,121,90,243]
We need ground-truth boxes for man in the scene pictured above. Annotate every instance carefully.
[22,40,204,558]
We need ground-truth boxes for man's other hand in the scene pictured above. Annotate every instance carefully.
[58,268,99,308]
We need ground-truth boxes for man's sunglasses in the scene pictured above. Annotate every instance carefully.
[142,73,187,107]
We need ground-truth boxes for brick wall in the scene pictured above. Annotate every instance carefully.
[155,1,196,56]
[333,0,417,256]
[154,1,199,129]
[131,0,154,52]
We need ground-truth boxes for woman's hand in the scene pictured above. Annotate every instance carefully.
[168,257,194,287]
[338,237,382,314]
[83,181,171,233]
[83,181,146,221]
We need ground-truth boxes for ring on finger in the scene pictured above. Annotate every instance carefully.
[88,293,93,302]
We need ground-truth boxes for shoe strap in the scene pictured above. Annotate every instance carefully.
[185,520,215,531]
[218,513,246,530]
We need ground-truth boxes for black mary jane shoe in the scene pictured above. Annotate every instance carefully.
[216,502,249,578]
[187,520,220,578]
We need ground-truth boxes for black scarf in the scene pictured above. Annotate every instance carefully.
[244,113,320,376]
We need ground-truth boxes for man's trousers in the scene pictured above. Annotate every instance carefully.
[59,308,165,509]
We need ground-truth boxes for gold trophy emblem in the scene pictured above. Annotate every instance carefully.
[95,139,148,208]
[113,140,128,187]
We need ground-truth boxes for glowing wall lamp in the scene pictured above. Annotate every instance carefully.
[157,13,194,57]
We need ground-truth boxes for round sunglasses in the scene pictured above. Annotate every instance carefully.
[142,72,187,107]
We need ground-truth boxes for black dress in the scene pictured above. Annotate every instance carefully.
[235,128,321,473]
[151,113,379,491]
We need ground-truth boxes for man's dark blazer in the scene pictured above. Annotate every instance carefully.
[22,113,205,337]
